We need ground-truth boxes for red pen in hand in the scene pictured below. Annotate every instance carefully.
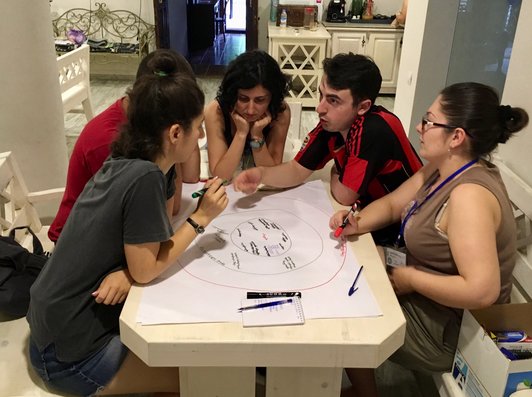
[334,201,360,238]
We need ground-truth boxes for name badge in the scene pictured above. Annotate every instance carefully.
[383,246,406,268]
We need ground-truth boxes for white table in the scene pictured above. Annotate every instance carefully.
[119,182,405,397]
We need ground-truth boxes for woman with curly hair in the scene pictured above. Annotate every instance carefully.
[205,50,292,180]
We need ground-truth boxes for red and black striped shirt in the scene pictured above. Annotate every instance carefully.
[295,105,422,207]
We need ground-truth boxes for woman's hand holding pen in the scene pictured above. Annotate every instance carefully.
[329,207,360,237]
[193,177,229,226]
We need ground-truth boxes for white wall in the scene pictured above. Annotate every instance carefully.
[394,0,459,152]
[259,0,271,51]
[0,0,68,217]
[498,1,532,187]
[50,0,154,24]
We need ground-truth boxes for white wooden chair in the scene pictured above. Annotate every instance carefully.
[434,156,532,397]
[0,151,66,395]
[0,151,64,252]
[57,44,94,121]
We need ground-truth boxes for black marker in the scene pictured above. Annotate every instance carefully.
[247,291,302,299]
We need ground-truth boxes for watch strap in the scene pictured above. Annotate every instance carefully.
[186,217,205,234]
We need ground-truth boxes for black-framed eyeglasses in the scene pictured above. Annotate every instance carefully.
[421,117,459,132]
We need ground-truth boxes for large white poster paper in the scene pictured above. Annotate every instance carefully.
[137,180,382,324]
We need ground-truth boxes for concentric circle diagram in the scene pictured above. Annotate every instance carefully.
[177,196,346,290]
[231,216,292,258]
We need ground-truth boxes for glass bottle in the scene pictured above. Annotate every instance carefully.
[362,0,373,20]
[350,0,363,19]
[280,8,287,28]
[303,7,316,30]
[270,0,279,22]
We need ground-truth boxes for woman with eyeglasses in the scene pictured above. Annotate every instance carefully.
[331,82,528,397]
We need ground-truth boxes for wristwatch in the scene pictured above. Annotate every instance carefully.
[250,138,265,149]
[186,217,205,234]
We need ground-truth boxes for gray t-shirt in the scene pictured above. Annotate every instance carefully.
[27,157,173,362]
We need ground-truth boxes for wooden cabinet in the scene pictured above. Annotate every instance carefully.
[326,24,403,94]
[268,23,331,107]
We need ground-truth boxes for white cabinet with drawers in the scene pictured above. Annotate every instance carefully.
[325,23,404,94]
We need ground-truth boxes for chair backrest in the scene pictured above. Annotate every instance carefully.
[493,156,532,303]
[57,44,94,120]
[283,101,303,161]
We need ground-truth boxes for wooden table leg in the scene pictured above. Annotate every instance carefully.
[179,366,255,397]
[266,367,342,397]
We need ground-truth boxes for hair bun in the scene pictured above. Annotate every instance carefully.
[497,105,529,143]
[498,105,512,123]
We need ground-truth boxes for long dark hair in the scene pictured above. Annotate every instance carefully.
[216,50,290,121]
[440,82,528,158]
[112,53,204,160]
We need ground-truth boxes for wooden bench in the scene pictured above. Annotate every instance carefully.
[433,156,532,397]
[52,2,156,79]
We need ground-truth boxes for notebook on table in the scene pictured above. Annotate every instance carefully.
[240,297,305,327]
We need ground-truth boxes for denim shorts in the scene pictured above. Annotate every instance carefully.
[29,335,129,397]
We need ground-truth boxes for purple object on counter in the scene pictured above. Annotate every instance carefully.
[67,29,87,45]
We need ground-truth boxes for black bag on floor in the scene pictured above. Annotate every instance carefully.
[0,226,49,318]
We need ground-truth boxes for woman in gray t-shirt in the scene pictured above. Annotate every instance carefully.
[28,53,228,397]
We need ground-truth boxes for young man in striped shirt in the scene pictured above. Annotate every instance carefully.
[234,53,422,244]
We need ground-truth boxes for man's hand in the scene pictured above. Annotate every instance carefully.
[232,167,262,194]
[92,269,133,305]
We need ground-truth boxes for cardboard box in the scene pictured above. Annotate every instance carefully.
[451,303,532,397]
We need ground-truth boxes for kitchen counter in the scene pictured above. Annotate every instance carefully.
[322,20,403,30]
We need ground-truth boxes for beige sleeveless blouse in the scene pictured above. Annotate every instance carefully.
[403,161,516,303]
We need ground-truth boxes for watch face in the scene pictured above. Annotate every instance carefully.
[250,139,265,149]
[196,225,205,234]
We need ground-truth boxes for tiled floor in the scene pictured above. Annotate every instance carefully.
[189,33,246,75]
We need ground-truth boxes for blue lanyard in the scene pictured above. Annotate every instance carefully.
[395,159,478,247]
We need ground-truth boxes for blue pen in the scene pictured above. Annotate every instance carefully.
[237,298,293,312]
[348,266,364,296]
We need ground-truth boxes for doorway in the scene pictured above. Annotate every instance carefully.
[226,0,245,31]
[153,0,257,75]
[187,0,257,75]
